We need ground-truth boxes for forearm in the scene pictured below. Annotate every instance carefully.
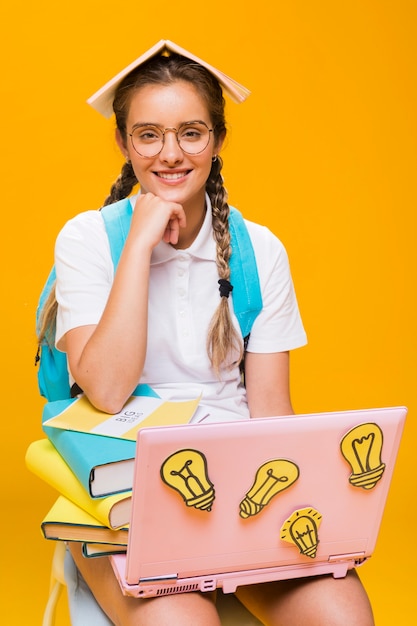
[63,194,187,412]
[67,237,152,413]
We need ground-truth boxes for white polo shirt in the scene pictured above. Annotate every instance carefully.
[55,196,307,422]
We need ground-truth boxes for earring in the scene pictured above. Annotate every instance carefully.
[212,155,218,163]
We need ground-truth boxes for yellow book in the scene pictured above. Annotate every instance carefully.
[43,393,200,440]
[41,495,128,545]
[25,439,131,529]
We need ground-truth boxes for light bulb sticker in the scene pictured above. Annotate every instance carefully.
[340,422,386,490]
[239,459,300,519]
[160,449,215,511]
[280,507,322,558]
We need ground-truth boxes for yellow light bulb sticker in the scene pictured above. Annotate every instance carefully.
[239,459,300,519]
[340,422,385,490]
[280,507,322,558]
[160,449,215,511]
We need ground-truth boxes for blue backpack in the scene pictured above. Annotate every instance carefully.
[35,198,263,402]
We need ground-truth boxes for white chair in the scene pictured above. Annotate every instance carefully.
[43,543,263,626]
[42,542,67,626]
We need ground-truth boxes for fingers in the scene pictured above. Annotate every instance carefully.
[131,193,186,248]
[163,218,181,245]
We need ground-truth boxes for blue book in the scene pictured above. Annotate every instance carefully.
[43,422,136,498]
[42,385,158,498]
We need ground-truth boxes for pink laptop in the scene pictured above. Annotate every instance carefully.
[110,406,407,597]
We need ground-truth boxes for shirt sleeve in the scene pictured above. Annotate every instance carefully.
[243,221,307,353]
[54,210,114,351]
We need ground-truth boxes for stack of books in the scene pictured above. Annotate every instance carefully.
[25,392,201,558]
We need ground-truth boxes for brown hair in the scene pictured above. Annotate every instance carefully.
[38,53,243,374]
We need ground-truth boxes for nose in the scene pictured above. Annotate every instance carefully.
[160,128,183,163]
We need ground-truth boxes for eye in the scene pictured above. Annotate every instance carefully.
[183,130,202,140]
[179,123,206,142]
[133,126,162,143]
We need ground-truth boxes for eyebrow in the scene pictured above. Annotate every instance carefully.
[130,119,209,132]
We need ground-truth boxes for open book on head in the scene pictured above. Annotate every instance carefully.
[87,39,251,118]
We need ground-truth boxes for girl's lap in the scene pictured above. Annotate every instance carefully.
[67,544,374,626]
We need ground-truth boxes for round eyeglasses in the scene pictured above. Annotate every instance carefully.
[128,120,213,158]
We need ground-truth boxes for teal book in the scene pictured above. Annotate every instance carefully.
[42,422,136,498]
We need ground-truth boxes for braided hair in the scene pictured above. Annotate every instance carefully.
[205,155,243,372]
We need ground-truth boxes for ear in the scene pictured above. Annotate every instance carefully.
[115,128,129,159]
[214,130,226,156]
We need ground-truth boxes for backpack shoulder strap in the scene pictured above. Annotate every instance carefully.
[228,207,263,339]
[36,266,72,401]
[101,200,263,339]
[100,198,133,270]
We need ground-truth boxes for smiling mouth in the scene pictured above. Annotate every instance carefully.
[156,171,189,180]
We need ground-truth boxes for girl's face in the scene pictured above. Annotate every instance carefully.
[118,81,223,213]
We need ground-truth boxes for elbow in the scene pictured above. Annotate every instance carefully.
[71,366,142,415]
[70,360,143,414]
[92,396,129,415]
[79,384,133,415]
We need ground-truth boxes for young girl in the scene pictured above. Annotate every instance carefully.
[40,44,375,625]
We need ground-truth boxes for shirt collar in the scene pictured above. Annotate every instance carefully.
[130,193,215,265]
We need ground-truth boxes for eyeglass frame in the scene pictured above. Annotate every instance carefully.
[128,120,214,158]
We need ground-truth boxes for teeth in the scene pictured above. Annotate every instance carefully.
[157,172,185,180]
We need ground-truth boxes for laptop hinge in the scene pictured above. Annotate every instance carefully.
[139,574,178,584]
[328,552,366,563]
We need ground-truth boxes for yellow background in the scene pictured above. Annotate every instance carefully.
[1,1,415,624]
